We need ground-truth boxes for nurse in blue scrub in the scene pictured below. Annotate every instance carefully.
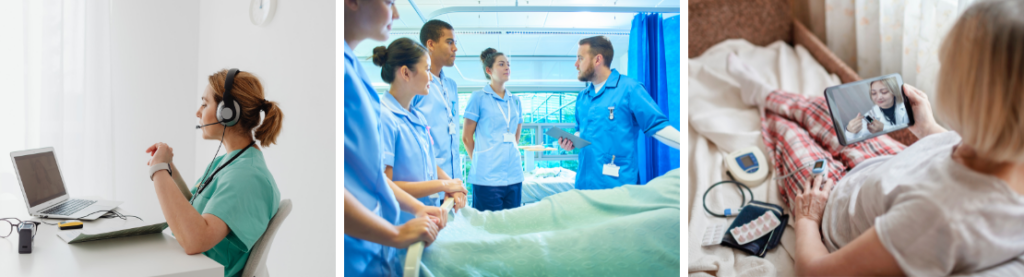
[371,38,468,223]
[462,48,525,211]
[413,19,461,181]
[557,36,679,190]
[343,1,447,276]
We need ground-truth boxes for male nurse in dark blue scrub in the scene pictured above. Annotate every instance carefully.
[558,36,681,190]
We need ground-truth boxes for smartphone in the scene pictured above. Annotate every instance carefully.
[824,73,915,146]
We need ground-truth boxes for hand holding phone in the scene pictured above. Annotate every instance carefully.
[867,119,884,133]
[903,84,948,138]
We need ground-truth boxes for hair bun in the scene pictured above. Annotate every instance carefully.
[480,48,498,62]
[371,46,388,67]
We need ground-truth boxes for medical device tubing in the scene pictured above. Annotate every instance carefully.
[404,197,455,277]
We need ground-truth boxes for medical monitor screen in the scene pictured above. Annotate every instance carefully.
[740,156,754,167]
[824,73,915,146]
[14,151,67,207]
[814,161,823,168]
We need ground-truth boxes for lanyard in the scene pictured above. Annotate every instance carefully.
[435,75,454,123]
[191,141,256,205]
[410,117,433,172]
[495,94,512,132]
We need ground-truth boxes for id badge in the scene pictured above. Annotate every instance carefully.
[503,133,515,143]
[602,163,620,177]
[449,122,457,135]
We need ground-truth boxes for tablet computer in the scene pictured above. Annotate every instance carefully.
[824,73,915,146]
[544,127,591,149]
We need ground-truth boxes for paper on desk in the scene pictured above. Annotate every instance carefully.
[544,128,591,148]
[57,221,169,244]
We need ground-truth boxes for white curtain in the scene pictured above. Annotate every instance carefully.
[6,0,115,199]
[0,1,27,197]
[825,0,977,101]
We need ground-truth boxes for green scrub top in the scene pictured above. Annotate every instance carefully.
[190,146,280,277]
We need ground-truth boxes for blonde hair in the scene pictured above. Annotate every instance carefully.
[869,78,904,105]
[208,69,284,148]
[936,0,1024,162]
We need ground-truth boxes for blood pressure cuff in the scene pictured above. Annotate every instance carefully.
[721,201,788,258]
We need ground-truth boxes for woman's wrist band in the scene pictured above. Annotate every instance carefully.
[149,163,173,181]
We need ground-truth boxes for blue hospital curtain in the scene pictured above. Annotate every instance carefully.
[629,13,681,184]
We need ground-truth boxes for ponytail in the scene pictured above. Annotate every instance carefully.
[255,100,283,148]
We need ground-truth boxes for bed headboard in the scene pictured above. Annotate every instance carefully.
[687,0,859,84]
[688,0,793,58]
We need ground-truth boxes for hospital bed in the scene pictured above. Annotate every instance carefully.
[520,167,576,204]
[687,0,907,276]
[405,169,681,276]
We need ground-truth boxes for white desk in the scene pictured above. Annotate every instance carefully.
[0,193,223,277]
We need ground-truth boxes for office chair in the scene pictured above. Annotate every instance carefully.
[241,198,292,277]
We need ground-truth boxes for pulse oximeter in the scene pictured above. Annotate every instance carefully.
[810,159,827,177]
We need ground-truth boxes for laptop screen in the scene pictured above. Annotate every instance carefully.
[14,151,67,207]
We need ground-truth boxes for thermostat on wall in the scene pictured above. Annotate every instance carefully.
[726,146,770,187]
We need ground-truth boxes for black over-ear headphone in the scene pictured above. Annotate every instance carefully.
[217,68,242,127]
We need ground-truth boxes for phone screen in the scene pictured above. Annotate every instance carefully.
[824,73,914,146]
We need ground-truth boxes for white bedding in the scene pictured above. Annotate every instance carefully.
[521,167,576,204]
[687,39,841,277]
[413,169,681,276]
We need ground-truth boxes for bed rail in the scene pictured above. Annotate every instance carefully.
[403,197,456,277]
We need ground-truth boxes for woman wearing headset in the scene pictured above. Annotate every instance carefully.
[462,48,525,211]
[373,38,468,223]
[145,69,282,277]
[343,0,448,276]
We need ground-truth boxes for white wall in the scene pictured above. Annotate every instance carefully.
[196,1,336,275]
[110,0,201,220]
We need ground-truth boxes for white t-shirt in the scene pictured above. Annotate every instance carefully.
[592,81,606,95]
[821,131,1024,276]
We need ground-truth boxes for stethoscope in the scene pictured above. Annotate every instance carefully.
[190,140,256,205]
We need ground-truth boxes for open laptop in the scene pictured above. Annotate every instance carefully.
[11,147,122,220]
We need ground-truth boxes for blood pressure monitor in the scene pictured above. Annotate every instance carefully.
[726,146,770,187]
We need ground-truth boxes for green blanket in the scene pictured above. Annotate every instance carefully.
[412,169,681,276]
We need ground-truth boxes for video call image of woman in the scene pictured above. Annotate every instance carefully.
[843,78,909,141]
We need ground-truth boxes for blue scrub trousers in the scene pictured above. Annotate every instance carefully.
[472,183,522,211]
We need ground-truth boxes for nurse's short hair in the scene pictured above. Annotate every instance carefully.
[419,19,453,47]
[579,36,614,68]
[936,0,1024,162]
[371,37,429,84]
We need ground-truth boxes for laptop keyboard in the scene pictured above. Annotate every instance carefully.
[40,199,97,216]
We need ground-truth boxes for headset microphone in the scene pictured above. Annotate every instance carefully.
[195,122,220,129]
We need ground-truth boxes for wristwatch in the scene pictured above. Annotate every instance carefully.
[149,163,173,181]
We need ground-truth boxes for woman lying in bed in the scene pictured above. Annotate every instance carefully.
[728,1,1024,276]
